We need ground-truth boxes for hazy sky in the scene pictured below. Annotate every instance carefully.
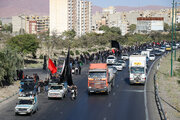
[87,0,174,7]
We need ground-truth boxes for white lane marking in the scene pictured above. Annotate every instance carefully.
[144,56,160,120]
[122,90,144,93]
[108,103,112,107]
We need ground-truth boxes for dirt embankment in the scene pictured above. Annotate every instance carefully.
[157,50,180,120]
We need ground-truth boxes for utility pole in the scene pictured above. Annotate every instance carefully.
[174,2,177,61]
[171,0,175,77]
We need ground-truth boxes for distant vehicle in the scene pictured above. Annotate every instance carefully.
[146,47,153,51]
[88,63,115,94]
[154,47,159,51]
[121,54,129,60]
[166,45,171,51]
[112,63,123,71]
[106,55,117,64]
[15,95,38,115]
[141,51,150,59]
[159,47,165,52]
[48,83,67,99]
[132,52,139,55]
[129,55,147,85]
[154,50,162,56]
[149,54,155,61]
[118,60,126,68]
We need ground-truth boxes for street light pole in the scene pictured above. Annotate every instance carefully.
[171,0,175,77]
[174,2,177,61]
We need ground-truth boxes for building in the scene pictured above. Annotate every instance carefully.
[49,0,92,36]
[103,6,116,14]
[12,15,49,35]
[137,17,164,33]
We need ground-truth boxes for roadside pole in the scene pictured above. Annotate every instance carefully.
[171,0,175,77]
[174,2,177,61]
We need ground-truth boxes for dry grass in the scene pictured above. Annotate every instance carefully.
[157,50,180,120]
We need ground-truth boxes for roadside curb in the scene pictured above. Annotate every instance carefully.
[0,91,18,104]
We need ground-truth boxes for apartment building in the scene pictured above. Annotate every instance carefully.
[49,0,92,36]
[12,15,49,35]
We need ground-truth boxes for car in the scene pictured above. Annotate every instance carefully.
[149,54,155,61]
[106,55,117,64]
[112,63,123,71]
[146,47,153,51]
[159,47,165,52]
[154,50,162,56]
[121,54,129,60]
[132,52,139,55]
[118,60,126,68]
[166,46,171,51]
[154,47,159,51]
[108,66,118,74]
[15,95,38,115]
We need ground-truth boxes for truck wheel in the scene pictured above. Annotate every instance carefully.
[15,113,18,116]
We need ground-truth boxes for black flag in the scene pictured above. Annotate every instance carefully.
[111,40,121,50]
[61,48,73,86]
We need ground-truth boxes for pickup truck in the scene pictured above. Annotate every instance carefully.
[48,83,67,99]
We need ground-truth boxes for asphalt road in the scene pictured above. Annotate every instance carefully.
[0,54,158,120]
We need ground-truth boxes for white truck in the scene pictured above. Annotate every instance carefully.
[48,83,67,99]
[129,55,147,85]
[15,95,38,115]
[141,51,150,59]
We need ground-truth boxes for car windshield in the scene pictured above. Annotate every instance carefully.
[150,55,154,57]
[88,72,106,78]
[108,57,115,59]
[19,100,33,105]
[130,67,144,74]
[50,86,62,90]
[122,54,128,56]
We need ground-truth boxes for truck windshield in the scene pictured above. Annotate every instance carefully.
[88,72,106,78]
[108,57,115,59]
[19,100,33,105]
[131,67,144,74]
[50,86,62,90]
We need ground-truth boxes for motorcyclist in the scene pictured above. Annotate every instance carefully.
[71,85,77,100]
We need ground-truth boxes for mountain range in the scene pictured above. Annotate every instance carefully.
[0,0,170,18]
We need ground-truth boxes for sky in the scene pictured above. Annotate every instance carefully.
[87,0,174,7]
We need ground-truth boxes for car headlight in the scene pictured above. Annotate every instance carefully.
[88,87,92,89]
[27,108,32,112]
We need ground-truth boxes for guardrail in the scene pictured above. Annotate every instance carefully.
[154,73,167,120]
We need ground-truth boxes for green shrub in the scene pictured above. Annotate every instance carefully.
[75,50,80,55]
[39,54,43,59]
[61,51,65,55]
[83,51,88,55]
[92,48,97,52]
[177,57,180,62]
[54,53,57,57]
[70,51,74,56]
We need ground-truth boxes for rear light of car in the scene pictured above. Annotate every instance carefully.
[101,78,107,80]
[88,78,94,81]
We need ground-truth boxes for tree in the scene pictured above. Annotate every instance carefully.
[0,20,2,25]
[7,34,40,59]
[2,23,12,33]
[62,29,76,40]
[164,23,170,32]
[99,25,110,32]
[129,24,136,34]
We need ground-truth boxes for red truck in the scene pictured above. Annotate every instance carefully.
[88,63,115,95]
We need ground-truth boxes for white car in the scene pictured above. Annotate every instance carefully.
[154,47,159,51]
[113,63,123,71]
[121,54,129,60]
[15,95,38,115]
[118,60,126,68]
[106,55,117,64]
[146,47,153,51]
[159,47,165,52]
[149,54,155,61]
[48,84,67,99]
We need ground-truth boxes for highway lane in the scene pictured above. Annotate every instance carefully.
[0,55,156,120]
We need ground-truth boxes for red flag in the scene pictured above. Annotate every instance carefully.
[112,49,115,54]
[48,58,57,74]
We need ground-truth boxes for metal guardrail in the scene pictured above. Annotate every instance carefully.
[154,73,167,120]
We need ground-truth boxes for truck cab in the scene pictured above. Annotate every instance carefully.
[15,95,38,115]
[48,83,67,99]
[88,63,115,95]
[129,55,147,85]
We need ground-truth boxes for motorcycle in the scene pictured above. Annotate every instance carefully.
[71,89,77,100]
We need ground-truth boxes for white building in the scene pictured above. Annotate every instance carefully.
[137,17,164,33]
[49,0,92,36]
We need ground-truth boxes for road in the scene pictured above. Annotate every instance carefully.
[0,54,159,120]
